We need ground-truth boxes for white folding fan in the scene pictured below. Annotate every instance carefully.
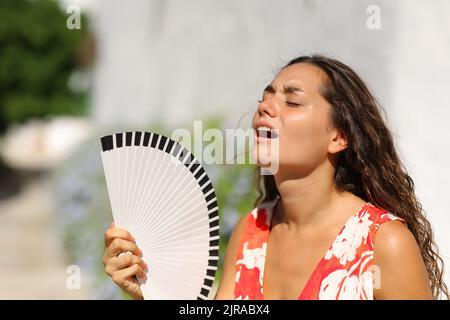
[100,131,219,300]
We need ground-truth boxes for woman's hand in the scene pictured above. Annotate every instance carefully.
[102,222,148,300]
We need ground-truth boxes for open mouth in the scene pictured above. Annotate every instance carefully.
[255,126,278,139]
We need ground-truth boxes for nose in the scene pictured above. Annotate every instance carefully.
[257,97,277,118]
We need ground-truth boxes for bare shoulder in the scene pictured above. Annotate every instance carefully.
[375,220,417,254]
[225,212,250,257]
[373,219,433,299]
[214,212,250,299]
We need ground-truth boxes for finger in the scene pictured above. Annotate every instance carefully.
[107,238,142,258]
[112,264,147,285]
[110,254,148,272]
[104,227,135,246]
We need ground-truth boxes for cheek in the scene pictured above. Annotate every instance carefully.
[280,111,330,164]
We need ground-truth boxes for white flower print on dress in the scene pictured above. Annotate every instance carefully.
[319,269,361,300]
[358,270,374,300]
[319,251,375,300]
[252,200,276,227]
[318,269,348,299]
[250,207,258,219]
[324,209,373,265]
[236,241,267,287]
[235,270,241,282]
[380,213,400,222]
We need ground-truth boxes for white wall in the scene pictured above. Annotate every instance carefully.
[388,0,450,291]
[91,0,395,128]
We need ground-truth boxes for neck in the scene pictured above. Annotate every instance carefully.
[273,162,344,230]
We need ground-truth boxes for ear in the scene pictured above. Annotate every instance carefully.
[328,129,348,154]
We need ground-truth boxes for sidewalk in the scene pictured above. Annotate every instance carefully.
[0,178,88,299]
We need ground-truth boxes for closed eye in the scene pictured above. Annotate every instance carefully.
[258,99,302,106]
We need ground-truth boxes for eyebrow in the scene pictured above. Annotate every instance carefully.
[263,84,305,94]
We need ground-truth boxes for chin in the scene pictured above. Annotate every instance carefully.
[253,148,280,174]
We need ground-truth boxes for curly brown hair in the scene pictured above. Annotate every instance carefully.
[254,54,449,299]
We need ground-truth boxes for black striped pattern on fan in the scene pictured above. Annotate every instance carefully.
[100,131,219,300]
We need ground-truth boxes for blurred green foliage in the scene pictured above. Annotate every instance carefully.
[0,0,88,133]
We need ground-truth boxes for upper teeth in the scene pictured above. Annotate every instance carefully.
[257,126,271,132]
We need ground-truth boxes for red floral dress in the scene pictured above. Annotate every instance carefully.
[233,197,406,300]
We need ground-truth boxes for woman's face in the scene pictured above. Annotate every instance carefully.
[252,62,346,175]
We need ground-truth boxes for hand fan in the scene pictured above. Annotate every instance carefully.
[100,131,219,300]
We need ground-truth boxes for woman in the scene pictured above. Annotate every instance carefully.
[102,55,448,300]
